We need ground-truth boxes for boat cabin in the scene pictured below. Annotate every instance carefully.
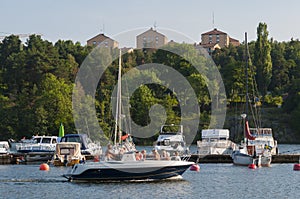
[60,134,90,151]
[201,129,230,141]
[154,125,188,155]
[16,135,58,153]
[250,128,273,137]
[60,134,102,156]
[32,136,58,144]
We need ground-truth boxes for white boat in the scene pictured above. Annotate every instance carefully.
[154,124,189,155]
[0,141,9,154]
[197,129,237,155]
[63,151,194,182]
[64,50,194,182]
[16,135,58,153]
[248,128,278,155]
[53,142,84,167]
[14,135,58,162]
[231,33,273,167]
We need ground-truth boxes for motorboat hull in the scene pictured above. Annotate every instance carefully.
[63,160,194,182]
[232,152,261,167]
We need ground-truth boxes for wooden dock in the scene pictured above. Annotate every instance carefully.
[0,154,13,164]
[184,154,300,164]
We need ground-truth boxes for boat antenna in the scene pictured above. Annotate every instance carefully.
[212,12,215,29]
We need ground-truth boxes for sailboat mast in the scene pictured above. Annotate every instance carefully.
[114,49,122,145]
[118,49,122,144]
[245,32,249,117]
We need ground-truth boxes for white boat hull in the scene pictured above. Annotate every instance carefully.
[232,152,261,166]
[63,160,194,182]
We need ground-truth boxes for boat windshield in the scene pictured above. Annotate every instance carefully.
[156,141,184,147]
[34,138,41,143]
[41,138,52,143]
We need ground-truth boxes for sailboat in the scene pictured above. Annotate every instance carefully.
[63,49,194,182]
[231,33,274,167]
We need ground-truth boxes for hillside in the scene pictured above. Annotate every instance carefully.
[224,105,299,144]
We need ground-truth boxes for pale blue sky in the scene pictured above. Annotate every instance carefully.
[1,0,300,47]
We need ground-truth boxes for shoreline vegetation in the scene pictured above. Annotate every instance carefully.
[1,22,300,144]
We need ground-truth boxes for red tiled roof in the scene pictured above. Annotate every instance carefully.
[202,28,227,35]
[87,33,109,42]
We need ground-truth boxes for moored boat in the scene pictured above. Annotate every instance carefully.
[0,141,9,154]
[53,142,84,166]
[16,135,58,153]
[60,134,102,157]
[197,129,237,155]
[13,135,58,162]
[154,124,189,155]
[231,33,272,167]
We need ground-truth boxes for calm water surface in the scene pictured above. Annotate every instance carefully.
[1,145,299,199]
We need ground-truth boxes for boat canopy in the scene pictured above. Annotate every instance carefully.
[54,142,81,157]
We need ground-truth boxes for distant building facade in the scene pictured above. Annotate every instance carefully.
[136,28,168,49]
[200,28,240,53]
[87,33,119,49]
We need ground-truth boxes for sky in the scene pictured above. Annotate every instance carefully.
[1,0,300,47]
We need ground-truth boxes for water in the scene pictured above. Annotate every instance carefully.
[1,145,300,199]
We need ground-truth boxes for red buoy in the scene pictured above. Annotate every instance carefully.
[293,164,300,171]
[190,164,200,172]
[39,163,50,171]
[248,163,257,169]
[93,156,100,162]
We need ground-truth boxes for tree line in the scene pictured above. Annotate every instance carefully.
[1,22,300,143]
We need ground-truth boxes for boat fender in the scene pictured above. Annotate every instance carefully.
[293,164,300,171]
[248,163,257,169]
[190,164,200,172]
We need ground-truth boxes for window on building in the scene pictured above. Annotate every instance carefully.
[216,34,220,43]
[93,41,97,45]
[209,34,212,43]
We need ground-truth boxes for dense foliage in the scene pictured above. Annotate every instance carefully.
[1,23,300,143]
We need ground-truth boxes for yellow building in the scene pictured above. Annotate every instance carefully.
[136,28,168,49]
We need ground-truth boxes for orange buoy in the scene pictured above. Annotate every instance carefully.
[248,163,257,169]
[39,163,50,171]
[190,164,200,172]
[293,164,300,171]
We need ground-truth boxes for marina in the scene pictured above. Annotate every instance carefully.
[1,161,300,198]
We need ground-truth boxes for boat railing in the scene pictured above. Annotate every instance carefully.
[16,143,56,151]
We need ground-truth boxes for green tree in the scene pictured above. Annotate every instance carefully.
[34,73,74,135]
[254,22,272,95]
